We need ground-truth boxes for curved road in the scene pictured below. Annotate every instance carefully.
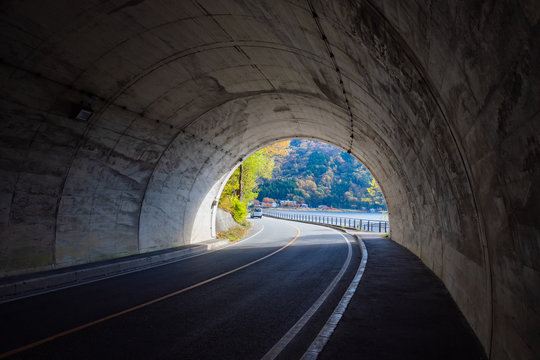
[0,217,361,359]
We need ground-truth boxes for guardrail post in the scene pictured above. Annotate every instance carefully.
[264,211,389,233]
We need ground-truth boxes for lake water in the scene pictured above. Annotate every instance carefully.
[263,209,389,222]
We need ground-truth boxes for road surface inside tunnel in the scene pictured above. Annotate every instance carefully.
[0,218,361,360]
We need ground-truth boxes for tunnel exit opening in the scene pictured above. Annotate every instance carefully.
[212,138,389,238]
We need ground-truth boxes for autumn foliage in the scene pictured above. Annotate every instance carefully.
[219,141,290,221]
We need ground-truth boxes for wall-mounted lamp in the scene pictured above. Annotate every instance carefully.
[72,106,93,121]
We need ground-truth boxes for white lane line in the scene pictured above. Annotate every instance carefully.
[260,228,352,360]
[0,224,266,304]
[300,236,368,360]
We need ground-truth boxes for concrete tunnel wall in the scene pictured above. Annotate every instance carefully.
[0,1,538,359]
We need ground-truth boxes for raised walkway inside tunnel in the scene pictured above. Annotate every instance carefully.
[316,234,487,360]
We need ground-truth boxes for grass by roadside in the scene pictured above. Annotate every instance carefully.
[216,221,252,242]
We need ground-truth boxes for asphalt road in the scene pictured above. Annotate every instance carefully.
[0,217,361,360]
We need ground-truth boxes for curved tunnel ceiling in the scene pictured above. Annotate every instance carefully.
[1,1,538,359]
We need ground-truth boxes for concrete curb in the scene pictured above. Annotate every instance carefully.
[0,238,230,303]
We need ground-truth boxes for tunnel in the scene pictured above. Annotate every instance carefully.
[0,1,538,359]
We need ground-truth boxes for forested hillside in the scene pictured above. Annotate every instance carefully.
[257,140,386,210]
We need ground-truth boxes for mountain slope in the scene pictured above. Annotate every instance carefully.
[257,140,386,210]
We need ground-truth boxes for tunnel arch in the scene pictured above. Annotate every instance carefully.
[60,87,488,347]
[1,1,538,359]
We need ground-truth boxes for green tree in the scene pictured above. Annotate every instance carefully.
[240,149,274,203]
[367,178,385,206]
[219,141,290,222]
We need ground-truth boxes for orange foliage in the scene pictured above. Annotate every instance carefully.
[262,141,291,157]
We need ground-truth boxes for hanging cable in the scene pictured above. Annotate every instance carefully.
[306,0,354,153]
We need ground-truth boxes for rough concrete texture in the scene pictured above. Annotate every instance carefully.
[0,1,538,359]
[215,208,238,234]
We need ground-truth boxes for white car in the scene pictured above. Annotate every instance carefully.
[251,208,263,218]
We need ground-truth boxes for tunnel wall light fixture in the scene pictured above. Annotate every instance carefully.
[72,106,93,121]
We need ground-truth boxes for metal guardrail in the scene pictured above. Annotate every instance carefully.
[264,210,389,233]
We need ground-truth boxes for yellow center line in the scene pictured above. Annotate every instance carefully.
[0,225,301,359]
